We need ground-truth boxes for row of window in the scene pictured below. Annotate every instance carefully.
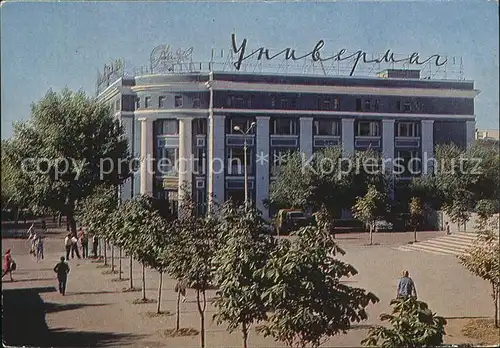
[154,118,421,137]
[137,95,202,109]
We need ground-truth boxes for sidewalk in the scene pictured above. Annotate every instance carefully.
[2,232,495,347]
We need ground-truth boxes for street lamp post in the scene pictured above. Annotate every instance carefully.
[233,122,256,208]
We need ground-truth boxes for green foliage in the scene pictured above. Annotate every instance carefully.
[412,143,500,226]
[213,203,276,347]
[352,185,386,230]
[76,184,118,239]
[4,89,131,231]
[256,224,379,348]
[269,148,387,219]
[459,214,500,327]
[361,297,447,347]
[409,197,424,230]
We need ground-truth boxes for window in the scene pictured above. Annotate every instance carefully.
[280,99,290,109]
[192,99,201,108]
[136,98,141,109]
[144,96,151,108]
[194,119,207,135]
[396,101,401,111]
[396,122,420,137]
[333,98,340,110]
[227,147,253,175]
[396,150,421,176]
[272,118,297,135]
[228,118,255,134]
[235,97,245,108]
[364,100,371,111]
[226,95,249,108]
[271,96,276,108]
[115,99,120,112]
[290,99,298,109]
[159,96,166,108]
[194,147,206,174]
[314,119,340,136]
[357,121,380,136]
[156,148,178,176]
[374,99,380,111]
[356,98,362,112]
[155,119,179,135]
[271,148,291,175]
[174,95,183,108]
[403,102,411,112]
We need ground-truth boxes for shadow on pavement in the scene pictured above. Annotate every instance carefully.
[64,290,120,296]
[2,286,143,347]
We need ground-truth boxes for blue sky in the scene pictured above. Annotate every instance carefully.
[1,1,498,139]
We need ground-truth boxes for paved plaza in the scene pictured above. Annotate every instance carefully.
[2,229,494,347]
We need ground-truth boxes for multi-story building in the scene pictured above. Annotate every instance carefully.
[98,68,479,218]
[476,128,500,141]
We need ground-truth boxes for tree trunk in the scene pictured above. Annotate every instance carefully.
[494,283,499,328]
[176,289,181,330]
[111,245,115,272]
[52,214,56,223]
[119,248,122,280]
[413,228,417,243]
[242,322,248,348]
[14,207,19,224]
[142,263,147,301]
[129,255,133,289]
[369,224,373,245]
[157,271,163,314]
[196,289,206,348]
[103,240,108,266]
[67,213,77,234]
[58,213,62,227]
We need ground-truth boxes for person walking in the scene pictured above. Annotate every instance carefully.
[36,236,44,261]
[397,270,417,299]
[92,234,99,259]
[78,228,88,259]
[2,249,15,281]
[41,219,47,234]
[70,234,81,259]
[53,256,70,295]
[64,233,72,260]
[445,221,451,235]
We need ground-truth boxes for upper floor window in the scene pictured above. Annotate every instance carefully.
[194,119,207,135]
[115,99,120,112]
[314,119,340,136]
[159,96,166,108]
[374,99,380,111]
[272,118,297,135]
[318,97,340,111]
[174,95,183,108]
[396,150,421,176]
[226,147,253,175]
[364,100,371,111]
[226,95,250,109]
[333,98,340,110]
[280,99,290,109]
[403,102,412,112]
[228,117,255,134]
[271,97,276,109]
[144,96,151,108]
[136,98,141,109]
[397,122,420,137]
[155,119,179,135]
[357,121,380,136]
[192,99,201,108]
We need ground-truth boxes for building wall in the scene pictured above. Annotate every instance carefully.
[434,121,467,148]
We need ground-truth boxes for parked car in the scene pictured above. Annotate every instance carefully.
[275,209,311,236]
[373,220,394,232]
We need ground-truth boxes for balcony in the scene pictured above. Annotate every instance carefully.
[395,136,420,148]
[355,136,381,148]
[226,134,255,147]
[313,136,341,148]
[270,134,298,148]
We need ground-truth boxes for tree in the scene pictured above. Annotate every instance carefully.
[459,213,500,327]
[352,185,386,245]
[164,197,219,347]
[268,148,387,220]
[77,185,118,267]
[256,225,379,348]
[4,89,131,233]
[409,197,424,242]
[213,203,276,348]
[361,297,447,347]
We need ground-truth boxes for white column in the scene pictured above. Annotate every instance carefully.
[382,119,395,172]
[139,117,155,196]
[466,120,476,147]
[421,120,434,175]
[341,118,355,156]
[299,117,313,159]
[255,116,270,219]
[207,114,226,211]
[178,117,193,203]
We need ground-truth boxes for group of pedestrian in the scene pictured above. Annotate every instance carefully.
[27,223,45,261]
[63,227,91,260]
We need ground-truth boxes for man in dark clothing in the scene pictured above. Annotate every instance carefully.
[397,270,417,299]
[54,256,70,295]
[92,235,99,258]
